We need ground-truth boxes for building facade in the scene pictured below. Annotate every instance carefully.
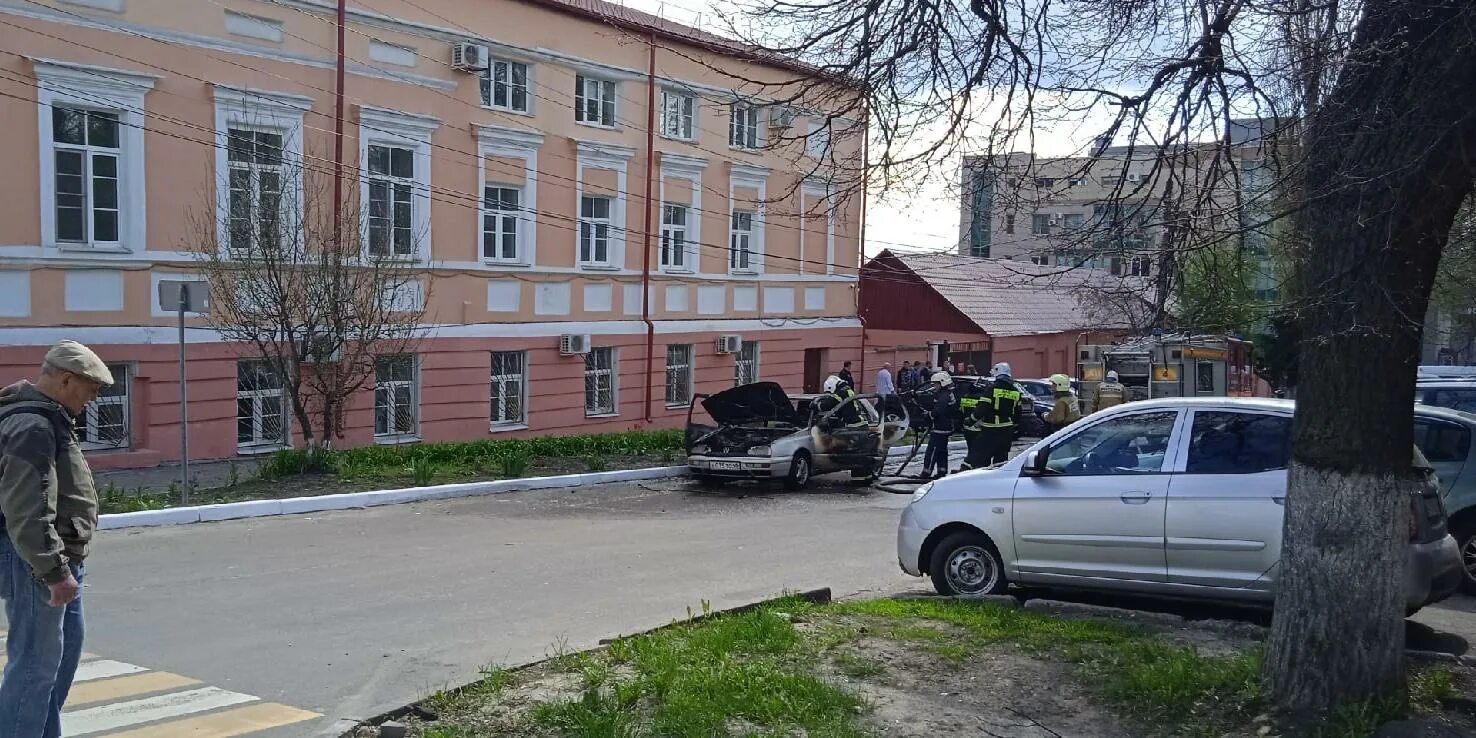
[958,119,1285,302]
[0,0,864,469]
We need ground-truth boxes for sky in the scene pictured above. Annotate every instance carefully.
[616,0,974,258]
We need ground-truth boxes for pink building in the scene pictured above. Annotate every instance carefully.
[0,0,864,469]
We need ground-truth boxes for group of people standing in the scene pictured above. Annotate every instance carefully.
[915,363,1131,479]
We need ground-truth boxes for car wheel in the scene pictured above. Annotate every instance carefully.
[784,451,812,490]
[1457,526,1476,595]
[929,531,1007,596]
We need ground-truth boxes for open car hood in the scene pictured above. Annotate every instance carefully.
[700,382,799,426]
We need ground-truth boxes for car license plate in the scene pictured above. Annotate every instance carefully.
[710,461,741,471]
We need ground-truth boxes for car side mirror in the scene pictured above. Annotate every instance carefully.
[1021,449,1049,477]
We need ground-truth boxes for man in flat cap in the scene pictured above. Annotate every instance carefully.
[0,340,111,737]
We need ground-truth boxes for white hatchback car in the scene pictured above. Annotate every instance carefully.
[897,397,1464,611]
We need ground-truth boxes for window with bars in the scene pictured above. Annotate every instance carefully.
[729,210,754,271]
[52,106,120,247]
[490,351,526,426]
[237,359,287,451]
[660,90,695,139]
[729,104,759,148]
[579,195,613,266]
[481,58,529,112]
[584,347,616,416]
[366,144,415,257]
[665,344,693,407]
[77,364,130,450]
[227,128,284,253]
[660,204,688,270]
[575,75,617,127]
[374,355,418,438]
[482,185,521,262]
[734,341,759,386]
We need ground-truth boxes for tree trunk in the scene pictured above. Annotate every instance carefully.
[1264,0,1476,721]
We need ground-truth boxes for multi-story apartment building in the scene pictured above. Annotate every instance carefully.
[0,0,864,469]
[958,119,1283,299]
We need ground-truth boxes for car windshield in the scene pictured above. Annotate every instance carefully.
[1419,387,1476,414]
[1019,381,1052,399]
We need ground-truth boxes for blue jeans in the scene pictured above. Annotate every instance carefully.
[0,534,84,738]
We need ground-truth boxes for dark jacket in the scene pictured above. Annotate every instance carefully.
[838,368,855,390]
[0,381,98,584]
[930,387,960,434]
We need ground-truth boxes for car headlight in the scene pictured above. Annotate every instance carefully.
[747,445,771,456]
[912,481,935,503]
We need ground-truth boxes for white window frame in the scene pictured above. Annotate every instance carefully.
[236,359,289,453]
[660,89,695,140]
[482,185,522,262]
[374,354,420,442]
[49,105,121,249]
[225,127,286,254]
[734,341,760,386]
[366,142,416,258]
[730,103,759,149]
[574,74,617,128]
[579,195,614,268]
[806,117,831,159]
[665,344,693,408]
[575,140,635,272]
[1032,213,1051,235]
[584,347,617,417]
[475,124,543,267]
[213,86,310,256]
[359,106,439,261]
[481,58,530,113]
[660,203,689,271]
[490,350,527,429]
[729,209,755,273]
[35,60,156,253]
[659,154,707,275]
[77,363,130,451]
[730,165,770,275]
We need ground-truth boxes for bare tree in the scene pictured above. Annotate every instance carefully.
[732,0,1476,723]
[186,133,427,450]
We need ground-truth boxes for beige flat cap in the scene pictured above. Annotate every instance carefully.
[44,340,113,386]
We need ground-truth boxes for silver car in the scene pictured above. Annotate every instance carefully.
[898,397,1463,612]
[686,382,908,489]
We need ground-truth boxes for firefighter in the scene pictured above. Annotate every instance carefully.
[922,371,959,478]
[1045,373,1083,433]
[958,378,989,471]
[817,375,867,429]
[1093,370,1128,412]
[976,363,1023,467]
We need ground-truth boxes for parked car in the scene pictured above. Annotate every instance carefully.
[1416,378,1476,415]
[897,397,1463,612]
[686,382,908,489]
[1409,403,1476,592]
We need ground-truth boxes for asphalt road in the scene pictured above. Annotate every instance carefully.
[74,473,924,735]
[11,445,1476,737]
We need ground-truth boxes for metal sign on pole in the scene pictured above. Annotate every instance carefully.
[157,280,211,505]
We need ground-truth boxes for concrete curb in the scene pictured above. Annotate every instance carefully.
[345,587,834,736]
[100,440,967,531]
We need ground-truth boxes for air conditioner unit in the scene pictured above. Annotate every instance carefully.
[1126,173,1144,184]
[1048,214,1062,226]
[715,334,743,354]
[450,42,489,72]
[768,106,797,129]
[559,334,592,355]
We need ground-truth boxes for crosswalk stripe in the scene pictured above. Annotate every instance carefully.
[99,701,320,737]
[63,686,258,736]
[65,671,201,707]
[73,660,148,683]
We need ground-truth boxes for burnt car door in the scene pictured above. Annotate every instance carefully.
[812,393,891,475]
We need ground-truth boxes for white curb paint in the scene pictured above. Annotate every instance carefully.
[97,440,968,531]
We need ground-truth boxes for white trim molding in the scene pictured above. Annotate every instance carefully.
[31,57,156,255]
[213,85,313,256]
[658,152,707,276]
[475,123,544,267]
[575,140,637,271]
[728,163,770,276]
[802,179,837,276]
[358,105,440,262]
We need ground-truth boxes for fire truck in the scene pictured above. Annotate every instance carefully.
[1077,334,1256,410]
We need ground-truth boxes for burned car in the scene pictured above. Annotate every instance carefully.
[686,382,909,489]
